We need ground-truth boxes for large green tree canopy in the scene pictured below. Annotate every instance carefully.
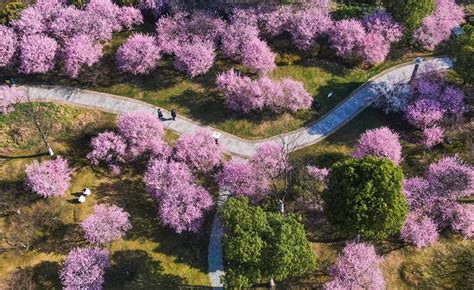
[323,156,408,240]
[221,197,316,288]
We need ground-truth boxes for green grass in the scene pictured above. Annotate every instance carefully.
[1,29,434,139]
[0,103,211,288]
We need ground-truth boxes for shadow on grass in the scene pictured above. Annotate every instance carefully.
[105,250,188,289]
[32,261,62,289]
[0,152,49,159]
[34,223,85,255]
[95,178,210,274]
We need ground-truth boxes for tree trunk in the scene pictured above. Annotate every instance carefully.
[279,200,285,213]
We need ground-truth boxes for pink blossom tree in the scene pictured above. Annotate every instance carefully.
[85,0,122,31]
[144,158,194,200]
[174,41,216,77]
[451,204,474,238]
[174,129,223,172]
[353,127,403,164]
[401,211,439,248]
[217,158,270,200]
[250,142,289,181]
[426,156,474,198]
[324,242,385,290]
[155,12,188,54]
[414,0,464,50]
[286,4,332,50]
[363,10,404,43]
[19,34,58,74]
[158,182,213,233]
[220,10,276,72]
[117,111,164,158]
[62,34,103,79]
[329,19,366,59]
[60,247,109,290]
[144,158,214,233]
[240,39,276,73]
[49,6,84,43]
[87,131,127,173]
[33,0,63,21]
[403,177,434,211]
[117,33,161,75]
[267,78,313,113]
[12,7,46,36]
[0,25,17,68]
[118,6,143,30]
[422,126,444,148]
[0,85,25,115]
[81,204,132,245]
[25,156,72,198]
[406,99,445,129]
[216,69,265,113]
[220,18,260,60]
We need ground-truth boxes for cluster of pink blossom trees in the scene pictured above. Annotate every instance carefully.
[87,111,168,174]
[143,129,222,233]
[402,156,474,247]
[117,11,225,77]
[216,69,312,114]
[25,156,72,198]
[88,116,220,233]
[217,142,289,205]
[408,71,466,148]
[414,0,465,50]
[328,10,403,65]
[260,1,332,51]
[374,69,466,149]
[0,0,142,78]
[324,242,385,289]
[62,202,131,289]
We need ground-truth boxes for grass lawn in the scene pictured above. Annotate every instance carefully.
[287,99,474,288]
[1,28,434,139]
[0,103,211,288]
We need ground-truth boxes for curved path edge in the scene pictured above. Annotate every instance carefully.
[22,56,452,158]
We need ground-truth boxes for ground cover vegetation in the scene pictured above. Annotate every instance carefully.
[0,0,473,289]
[0,0,466,138]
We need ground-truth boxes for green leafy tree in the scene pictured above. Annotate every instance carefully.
[265,212,316,281]
[221,197,270,288]
[221,197,316,288]
[382,0,435,35]
[323,156,408,240]
[0,1,27,25]
[449,25,474,86]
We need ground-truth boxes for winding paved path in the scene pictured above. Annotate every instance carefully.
[22,57,453,288]
[24,57,452,158]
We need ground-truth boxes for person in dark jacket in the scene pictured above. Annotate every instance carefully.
[171,109,177,121]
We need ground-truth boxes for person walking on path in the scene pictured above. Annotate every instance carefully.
[171,109,177,121]
[157,108,163,120]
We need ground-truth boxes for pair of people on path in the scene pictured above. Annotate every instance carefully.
[157,108,177,121]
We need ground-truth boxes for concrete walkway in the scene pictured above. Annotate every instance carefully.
[23,57,452,158]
